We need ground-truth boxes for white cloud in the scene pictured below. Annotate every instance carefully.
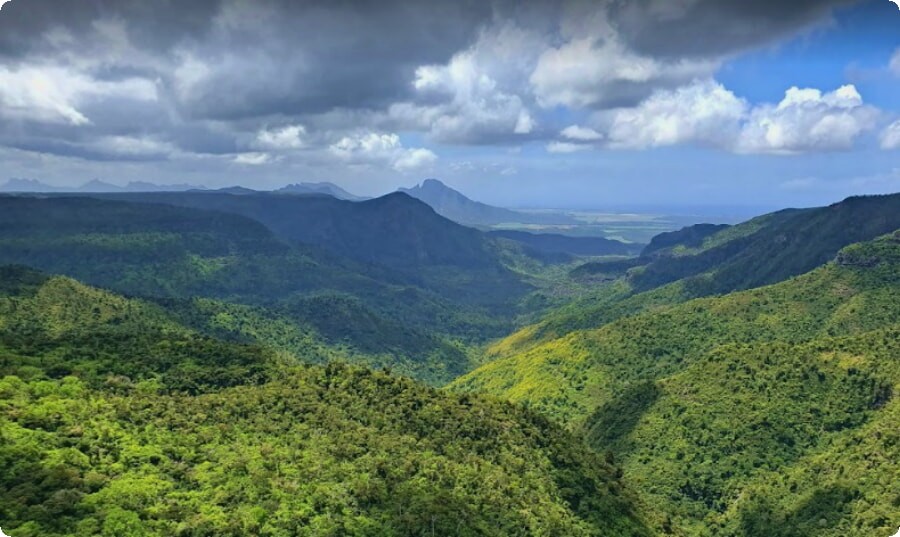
[530,35,717,109]
[330,131,436,172]
[394,148,438,172]
[736,84,878,154]
[0,65,157,125]
[0,0,11,10]
[547,141,591,153]
[256,124,307,150]
[890,48,900,76]
[398,22,543,143]
[561,125,603,141]
[602,81,878,154]
[881,119,900,150]
[233,152,275,165]
[605,80,746,149]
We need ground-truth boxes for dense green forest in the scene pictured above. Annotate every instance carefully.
[453,231,900,535]
[2,190,899,536]
[0,266,652,535]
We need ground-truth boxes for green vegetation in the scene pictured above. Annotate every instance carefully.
[0,266,652,536]
[453,232,900,535]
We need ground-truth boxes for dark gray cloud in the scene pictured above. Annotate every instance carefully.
[0,0,865,168]
[607,0,860,58]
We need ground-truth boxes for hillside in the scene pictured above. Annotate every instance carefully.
[400,178,576,226]
[489,229,640,257]
[452,232,900,536]
[0,267,653,537]
[577,194,900,298]
[0,196,519,384]
[275,181,366,200]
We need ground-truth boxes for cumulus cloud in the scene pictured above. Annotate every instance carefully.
[330,132,436,172]
[393,22,545,144]
[736,85,878,154]
[255,125,307,150]
[601,82,878,154]
[531,35,717,109]
[605,80,746,149]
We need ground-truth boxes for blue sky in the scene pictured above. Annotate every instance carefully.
[0,0,898,210]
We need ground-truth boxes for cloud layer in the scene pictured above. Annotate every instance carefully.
[0,0,891,184]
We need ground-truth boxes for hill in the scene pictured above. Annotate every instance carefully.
[275,181,367,200]
[400,178,576,226]
[0,196,520,384]
[577,194,900,298]
[0,266,653,537]
[452,232,900,536]
[489,229,640,257]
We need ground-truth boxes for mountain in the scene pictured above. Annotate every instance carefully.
[400,178,577,226]
[276,181,367,200]
[0,266,653,537]
[489,229,641,257]
[0,178,62,192]
[76,179,125,192]
[0,179,206,193]
[0,195,515,383]
[124,180,205,192]
[452,231,900,536]
[85,191,531,308]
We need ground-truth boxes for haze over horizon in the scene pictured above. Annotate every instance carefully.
[1,0,899,209]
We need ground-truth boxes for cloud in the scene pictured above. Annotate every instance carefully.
[881,120,900,150]
[392,22,544,144]
[561,125,604,141]
[255,124,307,150]
[547,141,592,153]
[531,35,717,109]
[605,80,747,149]
[890,48,900,75]
[233,152,275,165]
[0,65,157,125]
[602,82,878,154]
[330,132,436,172]
[736,84,878,154]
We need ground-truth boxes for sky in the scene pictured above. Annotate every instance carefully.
[0,0,898,209]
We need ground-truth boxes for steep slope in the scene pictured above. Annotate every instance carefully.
[400,178,576,226]
[0,197,502,384]
[87,190,533,309]
[0,266,276,392]
[453,232,900,536]
[0,269,654,537]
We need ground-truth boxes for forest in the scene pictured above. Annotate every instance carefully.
[1,191,899,536]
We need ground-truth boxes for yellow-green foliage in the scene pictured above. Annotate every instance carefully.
[0,364,654,537]
[453,234,900,536]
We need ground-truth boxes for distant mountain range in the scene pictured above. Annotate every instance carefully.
[0,178,205,193]
[275,181,367,201]
[400,179,577,226]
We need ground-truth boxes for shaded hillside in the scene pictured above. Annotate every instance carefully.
[275,181,366,200]
[84,190,533,308]
[489,229,640,257]
[453,232,900,536]
[400,178,576,226]
[586,194,900,298]
[0,268,654,537]
[0,197,514,383]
